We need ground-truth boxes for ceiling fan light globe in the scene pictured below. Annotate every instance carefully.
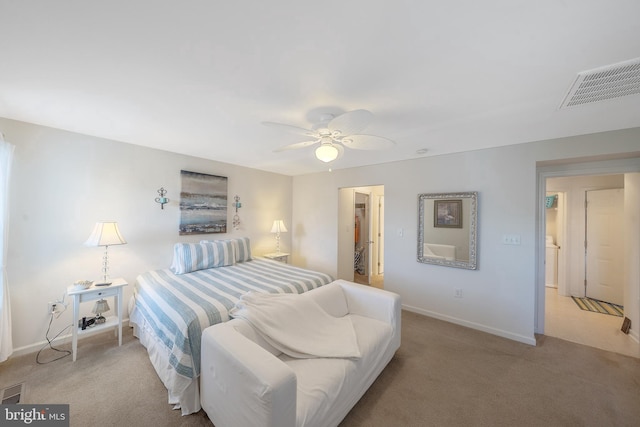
[315,145,339,162]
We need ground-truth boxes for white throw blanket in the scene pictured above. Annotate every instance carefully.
[229,291,361,359]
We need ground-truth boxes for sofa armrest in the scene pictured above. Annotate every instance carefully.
[201,321,297,427]
[334,280,402,349]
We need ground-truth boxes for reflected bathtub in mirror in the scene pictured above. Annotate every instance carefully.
[418,191,478,270]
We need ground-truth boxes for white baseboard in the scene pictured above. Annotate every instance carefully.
[402,304,537,346]
[11,317,132,358]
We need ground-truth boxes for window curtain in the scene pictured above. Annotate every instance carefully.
[0,134,14,362]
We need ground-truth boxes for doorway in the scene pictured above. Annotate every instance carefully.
[539,167,640,358]
[337,185,385,289]
[354,192,371,285]
[544,191,566,293]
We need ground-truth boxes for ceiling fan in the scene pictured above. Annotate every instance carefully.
[263,109,395,163]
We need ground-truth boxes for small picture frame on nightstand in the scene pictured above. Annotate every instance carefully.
[621,317,631,334]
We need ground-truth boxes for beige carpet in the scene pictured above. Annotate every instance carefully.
[2,311,639,427]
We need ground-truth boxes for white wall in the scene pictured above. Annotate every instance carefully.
[0,117,292,354]
[292,128,640,345]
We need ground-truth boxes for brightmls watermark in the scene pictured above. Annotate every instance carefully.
[1,405,69,426]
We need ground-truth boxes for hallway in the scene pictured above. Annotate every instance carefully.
[545,287,640,358]
[354,272,384,289]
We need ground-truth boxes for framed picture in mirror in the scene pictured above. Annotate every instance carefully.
[434,199,462,228]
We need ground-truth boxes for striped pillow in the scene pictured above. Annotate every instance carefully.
[231,237,252,262]
[170,241,236,275]
[201,237,252,263]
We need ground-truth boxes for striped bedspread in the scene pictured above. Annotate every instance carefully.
[132,258,333,380]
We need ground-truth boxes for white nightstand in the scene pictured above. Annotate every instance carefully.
[67,278,128,361]
[263,252,290,264]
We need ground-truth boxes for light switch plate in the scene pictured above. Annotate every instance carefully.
[502,234,521,245]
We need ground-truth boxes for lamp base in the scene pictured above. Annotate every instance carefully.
[94,315,106,324]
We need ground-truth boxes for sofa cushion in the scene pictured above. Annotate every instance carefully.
[279,314,393,427]
[282,356,354,427]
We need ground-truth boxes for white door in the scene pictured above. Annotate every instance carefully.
[355,191,372,285]
[366,193,374,283]
[378,195,385,275]
[585,188,624,305]
[337,188,355,281]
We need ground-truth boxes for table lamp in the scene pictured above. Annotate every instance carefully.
[92,299,110,324]
[270,220,287,254]
[84,221,127,286]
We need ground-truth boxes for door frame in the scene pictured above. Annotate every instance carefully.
[535,156,640,336]
[552,191,568,296]
[557,192,568,296]
[337,185,385,283]
[377,194,385,275]
[337,188,355,281]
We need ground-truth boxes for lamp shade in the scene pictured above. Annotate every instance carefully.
[270,220,287,233]
[92,299,110,315]
[84,221,127,247]
[315,144,339,163]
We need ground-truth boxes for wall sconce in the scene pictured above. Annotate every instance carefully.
[155,187,169,209]
[232,195,242,230]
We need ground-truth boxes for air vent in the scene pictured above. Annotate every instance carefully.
[1,383,25,404]
[559,58,640,109]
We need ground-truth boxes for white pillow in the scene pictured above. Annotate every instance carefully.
[170,240,236,275]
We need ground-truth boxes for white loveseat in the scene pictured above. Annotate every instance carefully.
[200,279,401,427]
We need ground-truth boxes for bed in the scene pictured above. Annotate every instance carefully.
[128,238,333,415]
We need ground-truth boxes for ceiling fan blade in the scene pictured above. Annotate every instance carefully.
[262,121,317,137]
[273,140,319,152]
[327,109,374,136]
[341,134,396,150]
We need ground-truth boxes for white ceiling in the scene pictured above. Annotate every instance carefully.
[1,1,639,176]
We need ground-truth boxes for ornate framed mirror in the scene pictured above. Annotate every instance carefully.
[418,191,478,270]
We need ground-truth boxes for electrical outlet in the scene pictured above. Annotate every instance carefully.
[454,289,462,298]
[47,302,60,315]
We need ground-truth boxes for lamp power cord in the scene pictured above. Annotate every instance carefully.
[36,293,72,364]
